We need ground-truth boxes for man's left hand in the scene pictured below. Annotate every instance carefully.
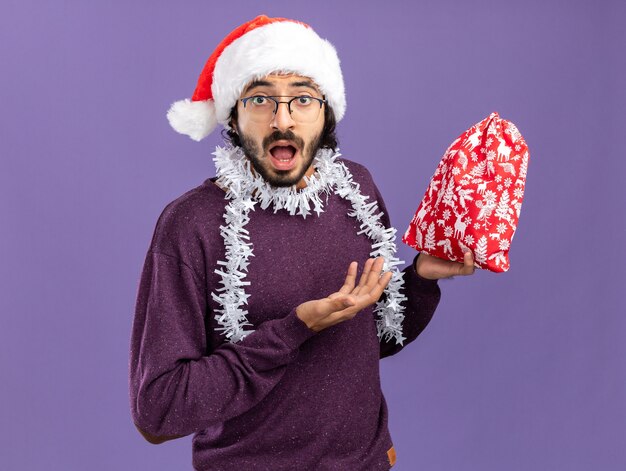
[414,250,476,280]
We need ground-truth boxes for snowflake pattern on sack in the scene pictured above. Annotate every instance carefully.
[402,112,530,273]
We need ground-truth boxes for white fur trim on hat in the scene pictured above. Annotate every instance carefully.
[166,99,217,142]
[212,21,346,126]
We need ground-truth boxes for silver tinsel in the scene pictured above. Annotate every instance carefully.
[211,145,407,345]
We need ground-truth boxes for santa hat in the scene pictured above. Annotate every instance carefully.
[166,14,346,142]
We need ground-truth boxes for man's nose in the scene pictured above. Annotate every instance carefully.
[270,101,296,131]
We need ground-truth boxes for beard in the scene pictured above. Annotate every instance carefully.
[237,128,323,188]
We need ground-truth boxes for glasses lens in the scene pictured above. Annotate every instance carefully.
[290,96,322,123]
[244,96,276,123]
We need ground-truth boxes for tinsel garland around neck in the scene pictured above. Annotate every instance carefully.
[211,144,408,346]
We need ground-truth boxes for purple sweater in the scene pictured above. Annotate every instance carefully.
[129,157,441,470]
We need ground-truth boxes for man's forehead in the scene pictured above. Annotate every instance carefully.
[242,73,321,94]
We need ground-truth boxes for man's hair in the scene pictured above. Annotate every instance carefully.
[221,102,339,152]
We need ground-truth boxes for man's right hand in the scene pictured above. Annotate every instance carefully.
[295,257,393,333]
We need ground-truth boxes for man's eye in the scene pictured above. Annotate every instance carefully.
[296,96,313,105]
[250,96,268,105]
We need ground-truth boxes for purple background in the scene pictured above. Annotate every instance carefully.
[2,1,625,469]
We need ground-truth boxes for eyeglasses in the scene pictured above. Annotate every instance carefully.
[239,95,326,124]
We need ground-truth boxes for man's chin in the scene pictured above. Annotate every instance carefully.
[259,165,306,188]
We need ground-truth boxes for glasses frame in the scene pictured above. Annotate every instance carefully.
[239,95,327,122]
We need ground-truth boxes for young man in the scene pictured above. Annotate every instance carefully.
[129,15,475,470]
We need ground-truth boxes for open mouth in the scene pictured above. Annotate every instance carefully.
[268,141,299,170]
[269,145,297,161]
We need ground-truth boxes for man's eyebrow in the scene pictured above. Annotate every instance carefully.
[244,79,320,94]
[288,80,320,93]
[243,79,273,94]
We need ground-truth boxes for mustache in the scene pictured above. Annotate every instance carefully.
[263,131,304,151]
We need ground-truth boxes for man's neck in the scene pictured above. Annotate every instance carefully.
[295,164,317,190]
[244,163,316,191]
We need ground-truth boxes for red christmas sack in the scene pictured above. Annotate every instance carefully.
[402,112,529,273]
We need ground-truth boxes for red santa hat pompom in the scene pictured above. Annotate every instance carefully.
[167,14,346,141]
[403,112,530,273]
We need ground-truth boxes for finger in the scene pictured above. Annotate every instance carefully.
[363,257,386,290]
[335,269,393,319]
[370,270,393,297]
[353,258,374,295]
[366,269,392,295]
[459,250,475,276]
[354,270,393,308]
[337,261,358,294]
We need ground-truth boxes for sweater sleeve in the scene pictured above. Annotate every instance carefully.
[380,253,442,358]
[362,172,442,359]
[129,250,317,439]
